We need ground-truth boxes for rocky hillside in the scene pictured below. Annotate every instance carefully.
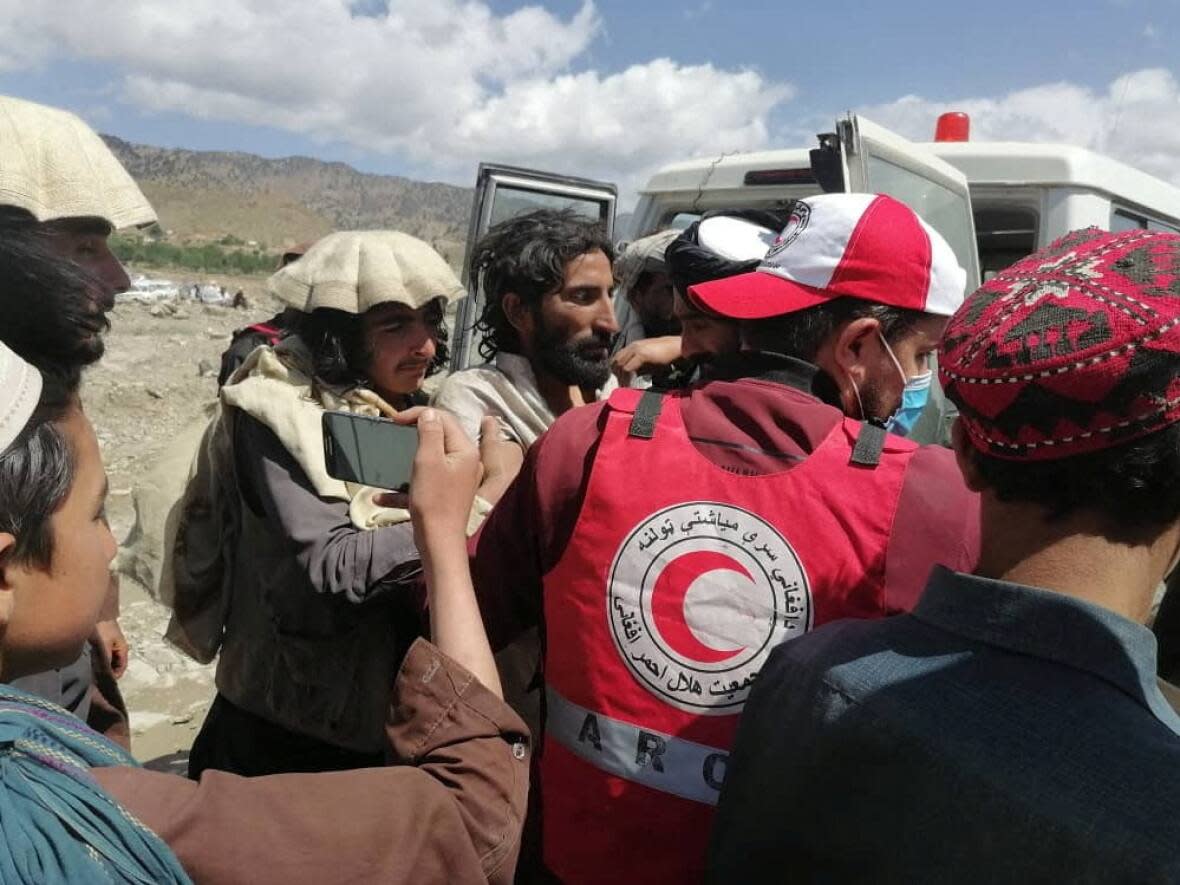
[102,136,473,263]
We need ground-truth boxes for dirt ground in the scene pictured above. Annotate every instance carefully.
[85,268,280,765]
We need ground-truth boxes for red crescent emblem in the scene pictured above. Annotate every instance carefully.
[650,550,748,664]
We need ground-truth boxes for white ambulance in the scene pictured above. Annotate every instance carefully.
[450,113,1180,440]
[629,112,1180,276]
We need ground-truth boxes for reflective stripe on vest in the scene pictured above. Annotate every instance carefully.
[537,387,915,884]
[546,685,728,806]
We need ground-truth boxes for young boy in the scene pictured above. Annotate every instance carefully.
[0,335,528,882]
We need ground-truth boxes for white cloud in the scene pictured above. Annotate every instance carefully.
[855,68,1180,184]
[0,0,790,193]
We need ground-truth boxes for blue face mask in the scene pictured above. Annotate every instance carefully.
[884,370,933,436]
[878,331,932,437]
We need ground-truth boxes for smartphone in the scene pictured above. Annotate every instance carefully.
[322,411,418,491]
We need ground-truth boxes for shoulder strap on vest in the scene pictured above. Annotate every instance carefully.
[850,421,886,468]
[239,322,282,345]
[628,389,666,439]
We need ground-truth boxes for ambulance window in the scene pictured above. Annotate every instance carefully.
[865,155,975,284]
[1113,208,1180,234]
[975,207,1038,279]
[1112,209,1147,232]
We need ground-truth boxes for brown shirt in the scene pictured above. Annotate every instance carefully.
[93,639,529,885]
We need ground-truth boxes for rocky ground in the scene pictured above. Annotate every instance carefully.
[84,268,279,765]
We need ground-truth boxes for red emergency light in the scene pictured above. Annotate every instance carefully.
[934,112,970,142]
[743,168,816,186]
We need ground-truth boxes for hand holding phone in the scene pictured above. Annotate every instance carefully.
[407,408,483,540]
[406,407,502,697]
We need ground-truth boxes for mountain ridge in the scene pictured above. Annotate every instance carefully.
[101,135,474,263]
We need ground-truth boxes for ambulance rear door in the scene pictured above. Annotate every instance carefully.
[838,115,980,445]
[838,114,981,290]
[451,164,618,371]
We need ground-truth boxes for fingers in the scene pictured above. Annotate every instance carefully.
[414,408,446,466]
[437,409,477,457]
[110,643,128,679]
[611,345,637,371]
[389,405,428,426]
[479,415,501,446]
[374,490,410,509]
[415,407,476,461]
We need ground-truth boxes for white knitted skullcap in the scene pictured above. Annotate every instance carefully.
[0,342,42,455]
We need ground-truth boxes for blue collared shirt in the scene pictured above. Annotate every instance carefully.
[708,567,1180,884]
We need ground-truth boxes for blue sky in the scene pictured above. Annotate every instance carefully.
[1,0,1178,191]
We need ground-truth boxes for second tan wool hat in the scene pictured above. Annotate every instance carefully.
[0,94,156,229]
[267,230,465,313]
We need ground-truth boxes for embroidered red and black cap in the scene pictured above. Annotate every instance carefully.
[940,227,1180,461]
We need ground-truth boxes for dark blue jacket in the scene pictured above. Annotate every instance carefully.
[709,567,1180,884]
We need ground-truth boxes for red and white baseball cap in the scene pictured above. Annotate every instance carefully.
[688,193,967,320]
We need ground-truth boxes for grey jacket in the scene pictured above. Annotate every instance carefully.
[215,411,421,753]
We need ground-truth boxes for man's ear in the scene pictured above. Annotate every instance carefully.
[0,533,17,587]
[829,316,880,386]
[951,418,986,492]
[502,292,535,338]
[0,533,17,645]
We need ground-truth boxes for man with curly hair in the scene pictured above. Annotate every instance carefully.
[432,208,620,449]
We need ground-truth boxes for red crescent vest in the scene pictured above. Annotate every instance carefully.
[539,387,917,884]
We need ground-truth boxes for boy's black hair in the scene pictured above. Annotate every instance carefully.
[0,374,76,568]
[967,423,1180,543]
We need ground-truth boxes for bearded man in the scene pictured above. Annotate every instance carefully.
[432,209,619,449]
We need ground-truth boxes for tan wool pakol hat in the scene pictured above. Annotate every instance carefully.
[267,230,465,313]
[615,229,679,298]
[0,95,156,229]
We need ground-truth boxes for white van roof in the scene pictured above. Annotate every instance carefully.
[639,149,813,195]
[640,141,1180,221]
[924,142,1180,219]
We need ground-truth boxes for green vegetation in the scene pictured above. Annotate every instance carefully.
[111,234,277,275]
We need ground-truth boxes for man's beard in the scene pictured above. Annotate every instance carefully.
[70,297,110,365]
[857,375,899,423]
[535,321,613,389]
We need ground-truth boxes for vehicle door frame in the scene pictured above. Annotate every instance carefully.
[838,114,981,290]
[837,114,981,445]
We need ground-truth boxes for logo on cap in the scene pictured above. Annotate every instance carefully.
[607,502,812,714]
[764,201,812,262]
